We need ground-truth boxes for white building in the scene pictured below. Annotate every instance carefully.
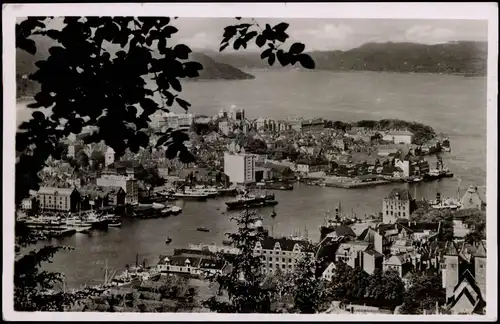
[21,197,34,211]
[394,158,410,177]
[158,112,193,130]
[224,152,256,184]
[105,147,115,166]
[96,174,139,205]
[383,130,413,144]
[219,120,231,136]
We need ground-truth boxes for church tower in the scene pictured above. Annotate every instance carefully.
[442,241,460,301]
[105,147,115,166]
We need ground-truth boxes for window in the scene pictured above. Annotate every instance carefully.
[282,258,285,262]
[275,263,279,268]
[289,258,292,263]
[289,264,292,269]
[269,257,273,262]
[282,264,285,269]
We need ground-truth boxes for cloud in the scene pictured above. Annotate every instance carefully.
[177,32,222,51]
[292,23,354,50]
[405,25,456,44]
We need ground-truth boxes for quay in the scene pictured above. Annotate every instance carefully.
[324,179,391,189]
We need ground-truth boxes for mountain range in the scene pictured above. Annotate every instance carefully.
[209,41,488,76]
[16,40,487,98]
[16,38,254,98]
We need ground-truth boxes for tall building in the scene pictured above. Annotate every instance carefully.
[96,174,139,205]
[223,152,256,184]
[382,188,416,224]
[105,147,115,166]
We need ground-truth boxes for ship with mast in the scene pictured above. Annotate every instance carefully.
[423,154,454,181]
[319,201,357,241]
[225,190,278,210]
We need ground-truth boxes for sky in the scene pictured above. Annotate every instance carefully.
[171,18,488,52]
[31,17,488,52]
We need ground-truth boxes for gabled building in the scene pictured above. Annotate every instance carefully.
[253,236,314,275]
[441,241,486,314]
[382,188,417,224]
[383,252,414,279]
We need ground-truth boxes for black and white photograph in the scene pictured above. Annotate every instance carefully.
[3,2,497,321]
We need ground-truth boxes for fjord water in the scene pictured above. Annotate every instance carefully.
[16,70,487,288]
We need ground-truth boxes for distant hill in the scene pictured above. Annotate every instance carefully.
[16,37,254,98]
[208,41,488,76]
[187,52,254,81]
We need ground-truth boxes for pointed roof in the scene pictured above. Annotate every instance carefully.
[444,241,459,256]
[472,242,487,258]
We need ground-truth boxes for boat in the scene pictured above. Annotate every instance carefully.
[170,206,182,215]
[194,185,218,198]
[133,204,169,219]
[165,237,172,244]
[108,221,122,227]
[217,186,238,196]
[271,210,277,218]
[253,182,294,191]
[197,227,210,232]
[222,239,232,246]
[319,203,355,241]
[225,193,278,210]
[173,189,209,201]
[429,192,462,210]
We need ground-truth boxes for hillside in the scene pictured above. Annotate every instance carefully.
[187,52,254,81]
[208,41,488,76]
[16,37,254,98]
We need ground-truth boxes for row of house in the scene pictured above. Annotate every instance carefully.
[20,185,128,213]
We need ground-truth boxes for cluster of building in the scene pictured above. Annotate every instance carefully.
[149,186,486,315]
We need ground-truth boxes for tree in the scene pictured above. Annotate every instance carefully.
[291,253,331,313]
[202,210,274,313]
[400,269,445,314]
[75,150,90,168]
[14,16,315,312]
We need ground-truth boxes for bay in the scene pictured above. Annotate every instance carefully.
[16,70,487,288]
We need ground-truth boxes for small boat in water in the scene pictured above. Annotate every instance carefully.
[271,210,277,218]
[165,237,172,244]
[108,221,122,227]
[197,227,210,232]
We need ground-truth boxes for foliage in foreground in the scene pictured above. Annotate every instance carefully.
[14,16,315,312]
[399,269,445,314]
[202,210,274,313]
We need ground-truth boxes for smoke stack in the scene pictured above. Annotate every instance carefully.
[436,192,441,204]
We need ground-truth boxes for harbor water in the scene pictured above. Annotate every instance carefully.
[16,70,487,289]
